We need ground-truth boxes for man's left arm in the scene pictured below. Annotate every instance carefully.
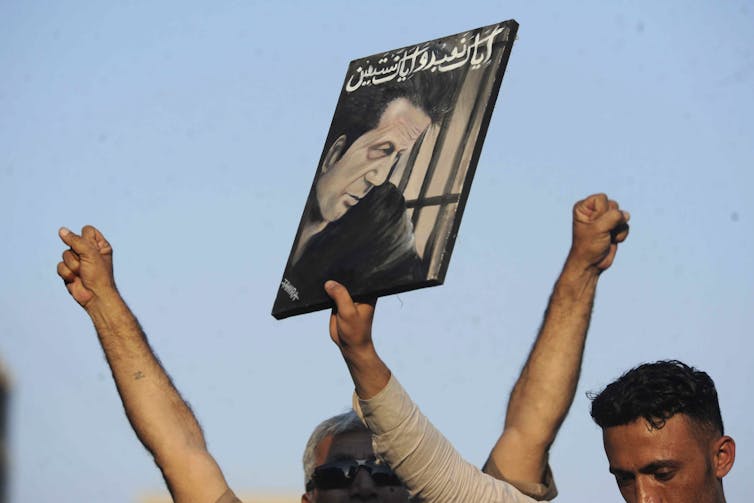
[483,194,629,498]
[57,226,235,503]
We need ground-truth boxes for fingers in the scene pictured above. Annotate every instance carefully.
[60,225,111,254]
[573,193,608,222]
[611,220,630,244]
[57,261,76,283]
[82,225,113,254]
[81,225,98,242]
[581,192,606,211]
[595,205,630,236]
[591,193,609,214]
[570,193,631,272]
[577,193,630,236]
[59,227,94,256]
[61,249,80,273]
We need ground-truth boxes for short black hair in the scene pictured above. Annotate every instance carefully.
[326,41,461,153]
[589,360,724,435]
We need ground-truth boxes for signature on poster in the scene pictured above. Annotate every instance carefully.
[281,278,300,301]
[346,25,506,93]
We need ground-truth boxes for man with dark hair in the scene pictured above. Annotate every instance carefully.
[590,360,735,503]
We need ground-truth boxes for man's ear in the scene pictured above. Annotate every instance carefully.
[713,435,735,479]
[321,135,347,174]
[302,491,312,503]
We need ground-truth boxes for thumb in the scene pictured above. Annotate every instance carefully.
[324,280,357,318]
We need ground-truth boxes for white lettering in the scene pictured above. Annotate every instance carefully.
[281,278,300,301]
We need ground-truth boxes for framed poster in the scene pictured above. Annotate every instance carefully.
[273,20,518,319]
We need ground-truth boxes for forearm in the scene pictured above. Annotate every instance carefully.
[86,291,228,503]
[87,291,206,457]
[85,291,229,503]
[57,227,229,502]
[508,257,598,433]
[486,256,599,485]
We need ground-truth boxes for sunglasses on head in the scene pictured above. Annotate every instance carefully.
[306,458,403,492]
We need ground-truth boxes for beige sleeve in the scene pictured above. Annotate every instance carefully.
[354,375,548,503]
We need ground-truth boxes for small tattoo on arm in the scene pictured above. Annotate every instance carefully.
[133,371,145,380]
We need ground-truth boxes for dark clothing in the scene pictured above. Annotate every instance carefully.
[274,184,423,316]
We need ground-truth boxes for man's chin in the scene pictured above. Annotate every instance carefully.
[330,200,358,222]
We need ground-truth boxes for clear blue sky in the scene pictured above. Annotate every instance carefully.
[2,1,752,501]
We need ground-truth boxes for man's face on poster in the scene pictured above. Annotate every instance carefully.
[315,98,431,223]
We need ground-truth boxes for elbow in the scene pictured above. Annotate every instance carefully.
[501,424,557,453]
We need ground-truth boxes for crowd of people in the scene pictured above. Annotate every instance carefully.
[57,190,735,502]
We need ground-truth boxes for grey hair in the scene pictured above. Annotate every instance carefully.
[302,410,368,487]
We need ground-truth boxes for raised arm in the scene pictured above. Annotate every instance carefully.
[326,282,538,503]
[57,226,232,503]
[483,194,630,494]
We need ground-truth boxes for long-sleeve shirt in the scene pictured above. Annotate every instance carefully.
[353,375,553,503]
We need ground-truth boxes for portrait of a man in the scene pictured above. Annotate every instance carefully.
[273,21,517,318]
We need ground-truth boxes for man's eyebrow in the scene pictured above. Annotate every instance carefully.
[608,466,633,477]
[639,460,681,474]
[609,460,682,477]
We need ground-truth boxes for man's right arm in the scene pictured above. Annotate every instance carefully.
[57,226,232,503]
[483,194,629,495]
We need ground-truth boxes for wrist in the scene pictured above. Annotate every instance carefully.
[84,287,125,318]
[563,250,602,278]
[346,354,391,400]
[558,255,601,298]
[340,342,380,367]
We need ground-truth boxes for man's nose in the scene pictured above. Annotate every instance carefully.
[348,467,378,499]
[634,478,660,503]
[364,161,393,187]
